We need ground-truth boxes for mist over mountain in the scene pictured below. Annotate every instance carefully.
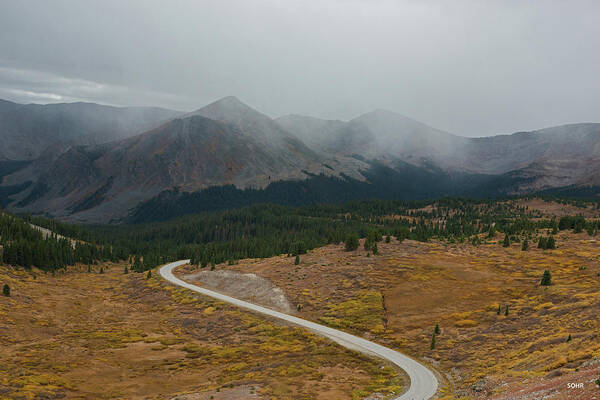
[0,99,182,160]
[0,96,598,223]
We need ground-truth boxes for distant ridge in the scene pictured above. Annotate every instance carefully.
[0,96,599,223]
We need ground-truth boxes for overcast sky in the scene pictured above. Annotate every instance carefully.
[1,0,599,137]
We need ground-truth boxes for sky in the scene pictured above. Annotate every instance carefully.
[0,0,599,137]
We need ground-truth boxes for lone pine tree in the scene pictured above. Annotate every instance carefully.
[372,243,379,255]
[538,237,546,249]
[2,283,9,297]
[540,270,552,286]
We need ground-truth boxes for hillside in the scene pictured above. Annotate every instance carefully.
[1,97,599,223]
[0,99,182,160]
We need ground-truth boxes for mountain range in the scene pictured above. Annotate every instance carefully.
[0,96,598,223]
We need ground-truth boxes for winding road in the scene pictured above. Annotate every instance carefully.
[160,260,438,400]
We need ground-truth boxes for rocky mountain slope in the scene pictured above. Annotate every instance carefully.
[2,97,367,222]
[0,99,181,160]
[0,96,598,223]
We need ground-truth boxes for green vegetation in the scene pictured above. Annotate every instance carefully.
[345,234,359,251]
[2,283,9,297]
[0,213,107,270]
[540,270,552,286]
[4,196,599,272]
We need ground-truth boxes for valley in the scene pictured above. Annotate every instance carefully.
[2,2,600,399]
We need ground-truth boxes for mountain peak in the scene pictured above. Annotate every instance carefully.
[354,108,414,123]
[189,96,272,125]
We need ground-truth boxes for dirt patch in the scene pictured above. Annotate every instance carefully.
[171,385,262,400]
[182,269,294,313]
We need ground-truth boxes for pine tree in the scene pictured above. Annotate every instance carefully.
[502,234,510,247]
[521,239,528,251]
[364,239,371,251]
[124,266,129,274]
[2,284,9,297]
[430,333,436,350]
[372,243,379,255]
[538,237,546,249]
[294,255,300,265]
[566,334,572,342]
[546,236,556,249]
[540,270,552,286]
[434,323,440,335]
[146,270,152,279]
[504,305,509,316]
[345,234,359,251]
[497,305,501,315]
[385,235,391,243]
[99,267,104,274]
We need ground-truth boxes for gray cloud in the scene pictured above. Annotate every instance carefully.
[0,0,599,136]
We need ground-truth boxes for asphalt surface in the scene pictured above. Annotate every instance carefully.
[160,259,438,400]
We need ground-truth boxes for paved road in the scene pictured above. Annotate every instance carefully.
[160,260,438,400]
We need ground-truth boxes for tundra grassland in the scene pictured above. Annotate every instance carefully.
[0,263,403,400]
[205,200,600,399]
